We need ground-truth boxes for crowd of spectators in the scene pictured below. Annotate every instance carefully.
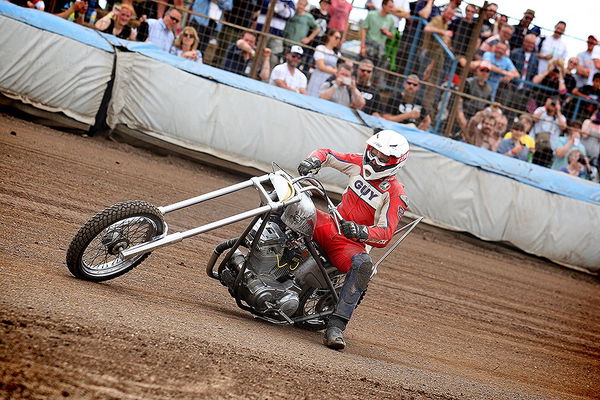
[11,0,600,182]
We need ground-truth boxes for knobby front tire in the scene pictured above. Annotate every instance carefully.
[66,200,165,282]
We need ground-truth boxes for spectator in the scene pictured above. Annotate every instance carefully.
[537,21,568,74]
[449,3,476,67]
[582,109,600,169]
[188,0,233,54]
[492,13,508,37]
[478,24,514,57]
[563,58,579,94]
[146,7,181,52]
[256,0,296,65]
[170,27,203,63]
[420,4,456,112]
[587,38,600,86]
[530,96,567,151]
[216,0,260,65]
[394,0,444,77]
[532,58,568,107]
[382,74,432,131]
[55,0,87,24]
[509,9,535,50]
[22,0,45,11]
[306,29,341,97]
[477,2,498,41]
[477,41,519,100]
[551,120,588,171]
[283,0,320,51]
[328,0,353,42]
[575,35,598,88]
[319,62,366,109]
[463,113,496,148]
[269,45,307,94]
[221,31,271,81]
[497,121,529,161]
[458,62,492,130]
[311,0,332,45]
[560,149,590,180]
[504,114,536,154]
[510,33,539,82]
[355,59,383,117]
[95,4,136,40]
[572,72,600,117]
[365,0,410,27]
[360,0,395,84]
[156,0,183,20]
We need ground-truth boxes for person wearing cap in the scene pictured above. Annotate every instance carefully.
[283,0,320,52]
[269,45,308,94]
[382,74,431,131]
[509,9,536,50]
[576,35,599,88]
[537,21,568,74]
[457,62,492,130]
[476,41,519,100]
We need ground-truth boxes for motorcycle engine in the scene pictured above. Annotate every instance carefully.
[227,218,306,318]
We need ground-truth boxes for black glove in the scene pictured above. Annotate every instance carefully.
[297,157,322,176]
[340,220,369,242]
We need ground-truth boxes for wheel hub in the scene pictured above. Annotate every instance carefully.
[101,230,130,255]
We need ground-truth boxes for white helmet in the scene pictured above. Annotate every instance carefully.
[363,130,409,181]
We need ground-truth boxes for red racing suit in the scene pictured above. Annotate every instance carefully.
[308,149,409,273]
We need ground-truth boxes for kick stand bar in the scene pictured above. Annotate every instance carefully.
[372,217,423,272]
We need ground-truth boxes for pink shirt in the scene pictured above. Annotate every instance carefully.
[328,0,352,32]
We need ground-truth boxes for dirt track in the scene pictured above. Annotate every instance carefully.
[1,112,599,400]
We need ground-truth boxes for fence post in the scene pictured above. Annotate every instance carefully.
[250,0,277,80]
[443,1,487,137]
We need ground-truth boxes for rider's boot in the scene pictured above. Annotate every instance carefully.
[324,315,347,350]
[323,253,373,350]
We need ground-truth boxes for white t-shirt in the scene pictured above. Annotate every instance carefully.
[538,35,568,73]
[587,45,600,85]
[269,63,307,92]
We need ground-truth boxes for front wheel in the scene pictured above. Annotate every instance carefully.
[66,200,165,282]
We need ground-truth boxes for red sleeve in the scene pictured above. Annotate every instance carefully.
[308,148,363,176]
[365,185,409,248]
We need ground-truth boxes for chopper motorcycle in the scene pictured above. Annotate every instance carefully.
[66,167,421,330]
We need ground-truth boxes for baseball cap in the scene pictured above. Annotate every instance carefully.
[290,45,304,55]
[588,35,598,44]
[319,0,331,3]
[479,61,491,71]
[524,9,535,17]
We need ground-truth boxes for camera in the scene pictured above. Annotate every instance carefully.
[552,68,560,73]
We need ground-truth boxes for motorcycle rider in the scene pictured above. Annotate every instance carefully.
[297,130,409,350]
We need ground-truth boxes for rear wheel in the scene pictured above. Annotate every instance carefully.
[66,200,165,282]
[295,272,347,331]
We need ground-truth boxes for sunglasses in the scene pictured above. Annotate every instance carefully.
[360,69,373,73]
[170,15,180,23]
[290,53,302,58]
[183,33,194,38]
[406,81,419,87]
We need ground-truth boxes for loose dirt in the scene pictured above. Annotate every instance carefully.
[1,112,598,400]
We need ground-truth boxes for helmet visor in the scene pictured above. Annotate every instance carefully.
[367,147,400,168]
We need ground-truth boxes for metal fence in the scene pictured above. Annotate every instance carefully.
[46,0,600,181]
